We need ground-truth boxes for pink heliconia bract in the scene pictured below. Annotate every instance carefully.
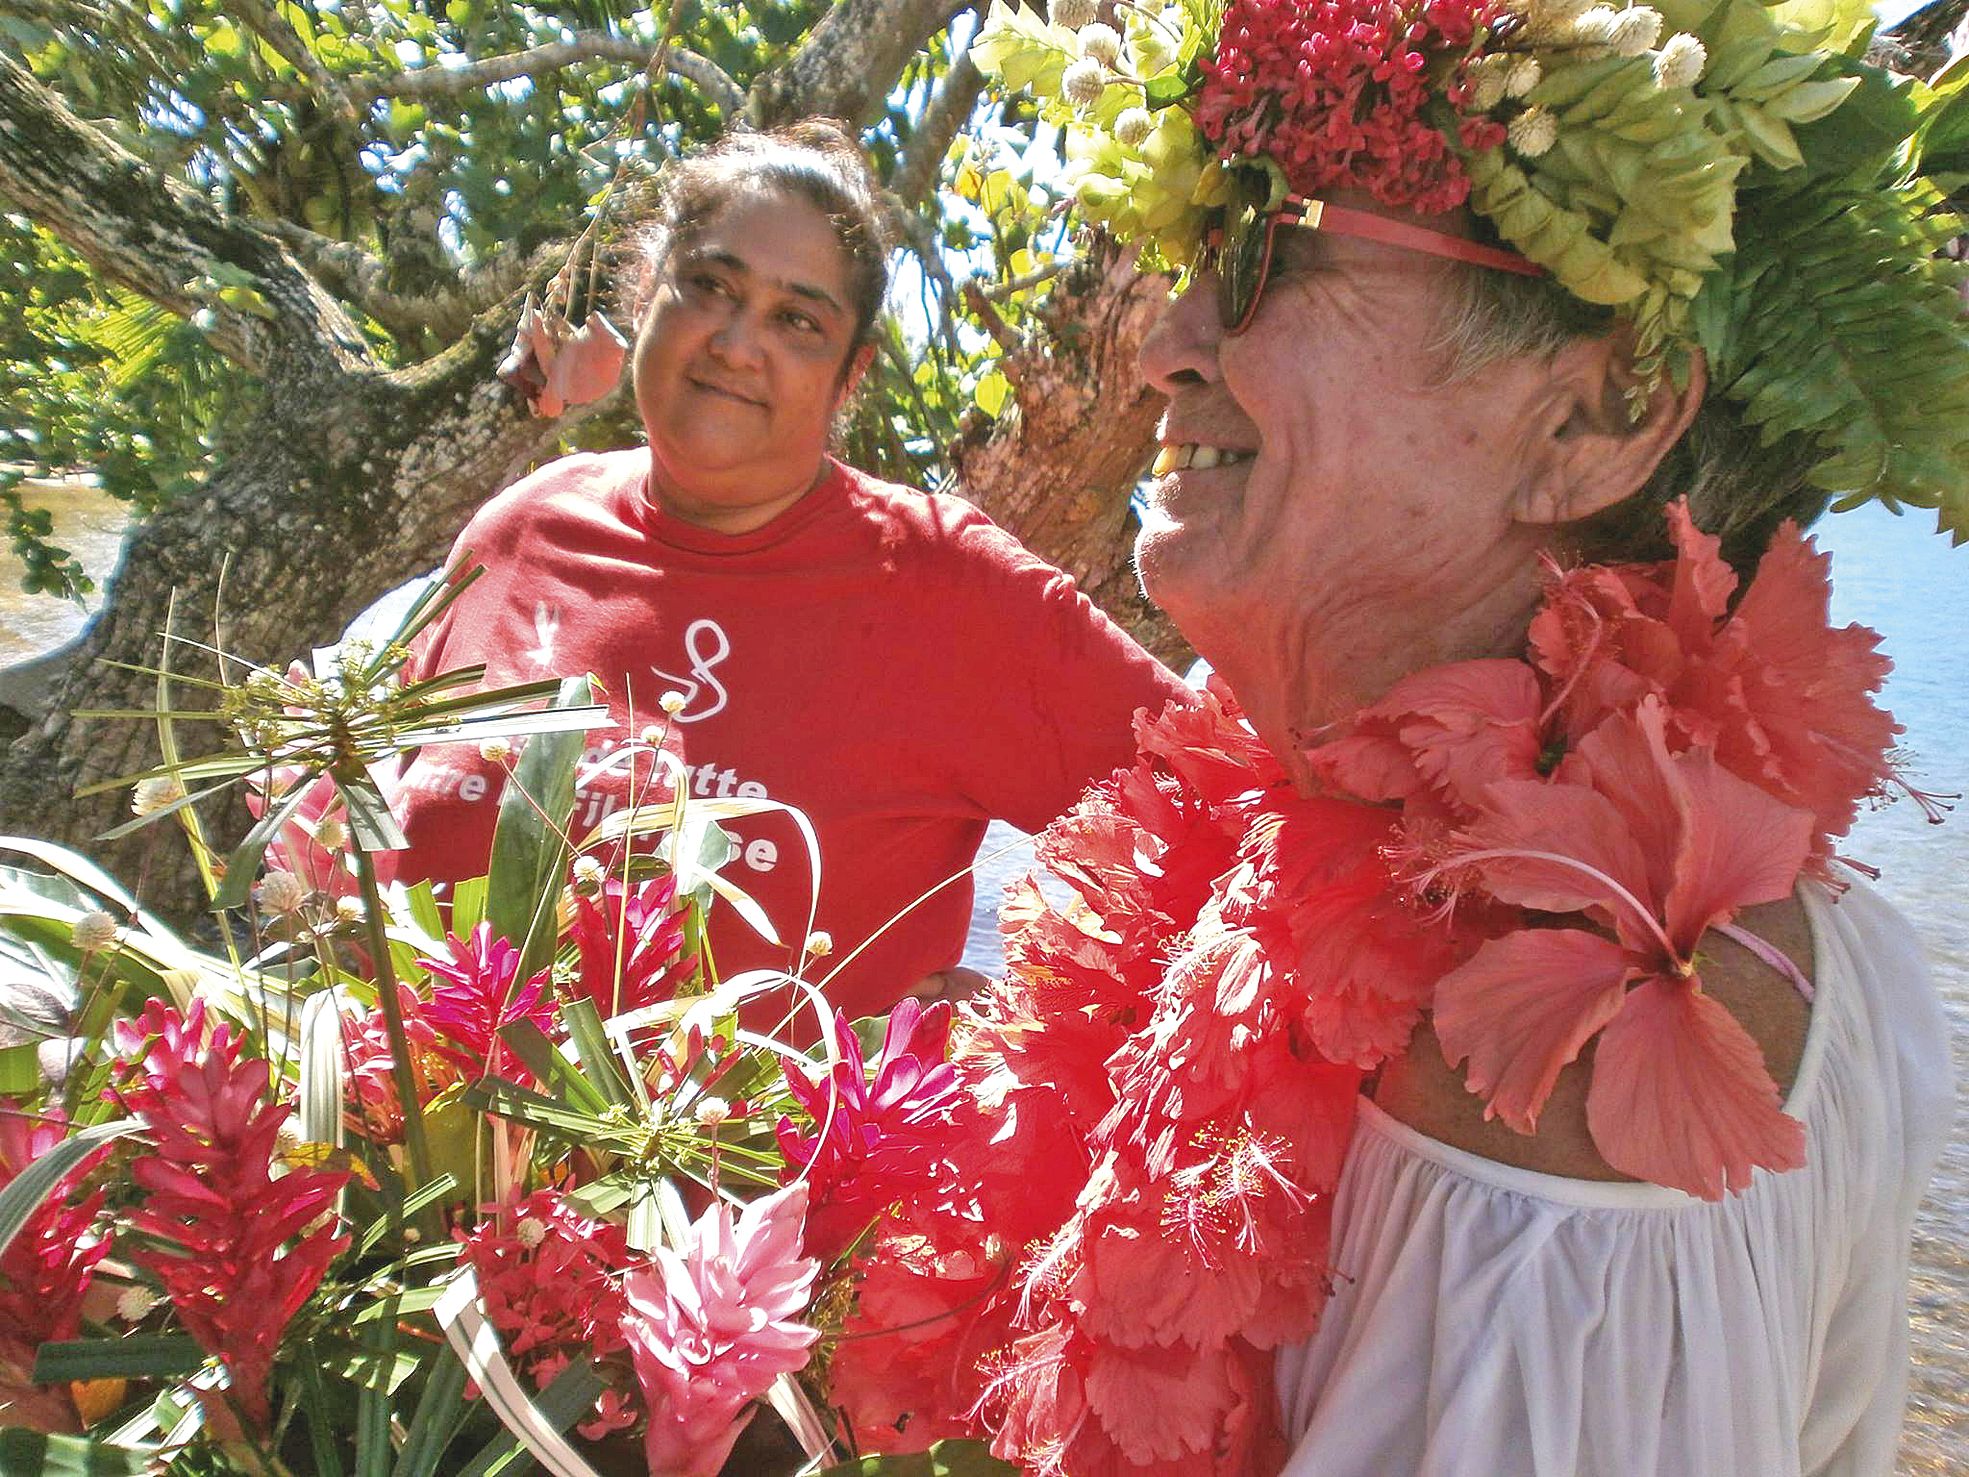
[776,997,958,1260]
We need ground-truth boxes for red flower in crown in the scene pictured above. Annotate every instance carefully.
[1196,0,1502,215]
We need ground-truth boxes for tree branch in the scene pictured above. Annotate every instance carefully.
[347,32,745,116]
[232,0,358,121]
[894,48,983,206]
[268,222,546,342]
[0,54,371,379]
[753,0,976,126]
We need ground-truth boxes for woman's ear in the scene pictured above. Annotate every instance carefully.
[1511,331,1706,527]
[837,342,877,404]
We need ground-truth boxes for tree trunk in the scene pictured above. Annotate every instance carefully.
[0,308,562,917]
[955,239,1192,668]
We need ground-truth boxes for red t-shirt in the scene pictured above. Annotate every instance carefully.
[387,451,1183,1019]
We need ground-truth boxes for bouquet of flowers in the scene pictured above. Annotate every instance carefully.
[0,569,1005,1477]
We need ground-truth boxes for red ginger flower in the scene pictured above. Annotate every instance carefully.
[0,1104,111,1429]
[110,998,349,1431]
[417,922,556,1081]
[456,1189,639,1438]
[568,874,688,1018]
[341,984,453,1145]
[1196,0,1501,215]
[1429,698,1814,1198]
[621,1182,819,1477]
[775,997,959,1262]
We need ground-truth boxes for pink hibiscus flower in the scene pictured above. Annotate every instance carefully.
[1430,699,1814,1198]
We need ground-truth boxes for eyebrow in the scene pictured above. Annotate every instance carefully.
[684,246,846,317]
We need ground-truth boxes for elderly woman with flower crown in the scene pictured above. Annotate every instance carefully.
[821,1,1964,1474]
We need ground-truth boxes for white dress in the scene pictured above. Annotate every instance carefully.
[1276,881,1954,1476]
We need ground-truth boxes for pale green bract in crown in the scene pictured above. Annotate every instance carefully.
[974,0,1969,541]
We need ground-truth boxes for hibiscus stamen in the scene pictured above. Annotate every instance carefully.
[1424,846,1680,965]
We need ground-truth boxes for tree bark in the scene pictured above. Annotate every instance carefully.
[0,304,565,915]
[954,239,1192,667]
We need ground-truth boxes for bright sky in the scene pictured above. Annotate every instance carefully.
[1876,0,1945,26]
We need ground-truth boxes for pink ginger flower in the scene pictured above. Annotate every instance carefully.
[568,875,688,1018]
[418,923,556,1080]
[111,999,349,1431]
[622,1183,820,1477]
[775,998,958,1261]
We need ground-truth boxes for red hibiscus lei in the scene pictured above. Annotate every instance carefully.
[831,502,1921,1473]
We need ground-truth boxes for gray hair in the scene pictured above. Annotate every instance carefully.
[1429,264,1827,572]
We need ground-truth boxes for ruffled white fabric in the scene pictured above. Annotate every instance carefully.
[1276,880,1954,1476]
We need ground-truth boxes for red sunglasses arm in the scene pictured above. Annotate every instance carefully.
[1287,197,1544,278]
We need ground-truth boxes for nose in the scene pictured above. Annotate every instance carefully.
[708,306,767,371]
[1138,272,1224,394]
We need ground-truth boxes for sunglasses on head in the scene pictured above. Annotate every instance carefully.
[1206,184,1543,336]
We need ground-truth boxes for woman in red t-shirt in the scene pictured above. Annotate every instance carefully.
[386,122,1184,1018]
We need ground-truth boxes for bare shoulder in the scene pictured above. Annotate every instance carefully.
[1372,897,1816,1182]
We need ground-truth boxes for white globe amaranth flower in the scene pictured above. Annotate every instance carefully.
[116,1286,157,1323]
[571,855,605,892]
[71,910,119,951]
[335,895,365,925]
[1526,0,1591,32]
[1570,6,1621,44]
[803,930,833,958]
[1508,105,1559,157]
[131,775,185,818]
[516,1217,548,1249]
[478,735,514,765]
[1053,0,1099,28]
[658,690,688,716]
[1114,107,1155,149]
[1653,31,1706,89]
[314,817,347,851]
[694,1095,732,1126]
[1505,55,1542,98]
[1062,58,1109,110]
[256,869,309,916]
[1466,53,1511,111]
[1078,21,1122,65]
[1608,5,1663,56]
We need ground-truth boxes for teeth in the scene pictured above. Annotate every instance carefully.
[1152,444,1250,474]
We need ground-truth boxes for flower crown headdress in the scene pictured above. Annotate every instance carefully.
[975,0,1969,540]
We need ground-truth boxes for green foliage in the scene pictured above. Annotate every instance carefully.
[0,216,245,599]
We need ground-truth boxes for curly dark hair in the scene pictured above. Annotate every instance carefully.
[626,120,892,362]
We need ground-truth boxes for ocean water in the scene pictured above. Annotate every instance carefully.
[4,487,1960,1466]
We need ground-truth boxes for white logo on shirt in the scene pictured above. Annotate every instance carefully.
[651,618,730,724]
[522,602,561,671]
